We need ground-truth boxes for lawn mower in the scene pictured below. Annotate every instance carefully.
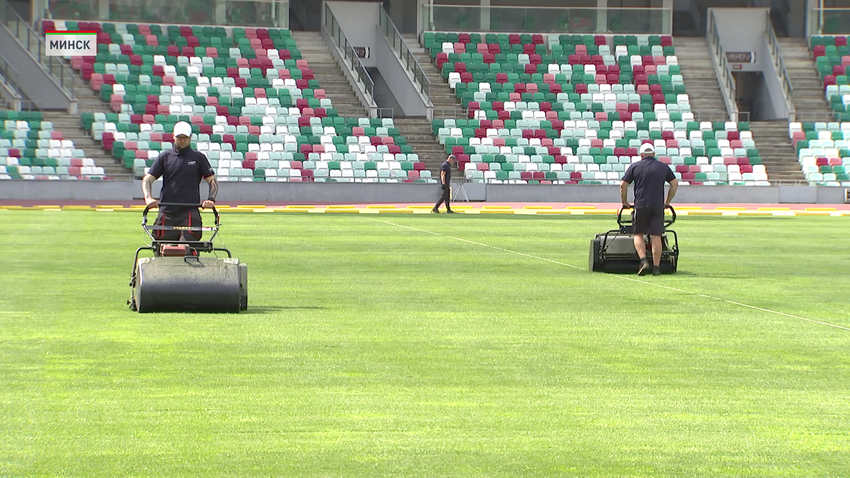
[589,205,679,274]
[128,202,248,312]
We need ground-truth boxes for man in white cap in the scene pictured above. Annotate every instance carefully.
[620,143,678,276]
[141,121,217,241]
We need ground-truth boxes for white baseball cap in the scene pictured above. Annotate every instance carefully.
[639,143,655,155]
[173,121,192,138]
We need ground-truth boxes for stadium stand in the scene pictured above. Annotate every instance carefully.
[421,32,766,185]
[790,120,850,186]
[5,10,845,190]
[0,109,106,180]
[40,20,431,183]
[781,35,850,187]
[810,35,850,122]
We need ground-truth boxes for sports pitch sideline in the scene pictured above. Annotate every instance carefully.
[1,210,849,477]
[2,201,850,217]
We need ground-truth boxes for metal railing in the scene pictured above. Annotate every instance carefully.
[792,111,843,123]
[433,106,469,119]
[422,4,672,35]
[0,0,75,93]
[41,0,289,28]
[693,110,747,123]
[765,11,795,121]
[808,7,850,36]
[0,51,22,97]
[323,2,375,105]
[707,10,736,123]
[379,7,431,103]
[376,107,395,119]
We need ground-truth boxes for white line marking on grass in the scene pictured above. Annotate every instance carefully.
[378,219,583,270]
[376,219,850,333]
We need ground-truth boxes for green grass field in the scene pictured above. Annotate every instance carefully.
[1,210,849,477]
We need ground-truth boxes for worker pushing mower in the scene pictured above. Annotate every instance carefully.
[128,122,247,312]
[590,143,680,275]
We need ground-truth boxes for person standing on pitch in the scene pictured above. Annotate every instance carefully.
[141,121,218,242]
[620,143,678,276]
[432,154,456,213]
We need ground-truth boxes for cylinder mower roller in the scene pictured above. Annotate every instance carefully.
[128,203,247,313]
[589,205,679,274]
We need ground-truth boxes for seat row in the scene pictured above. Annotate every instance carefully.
[51,21,421,182]
[426,31,772,185]
[810,36,850,121]
[0,115,104,180]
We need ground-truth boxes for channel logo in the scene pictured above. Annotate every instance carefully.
[45,31,97,56]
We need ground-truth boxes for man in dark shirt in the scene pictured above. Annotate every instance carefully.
[620,143,678,276]
[142,122,218,241]
[432,154,456,214]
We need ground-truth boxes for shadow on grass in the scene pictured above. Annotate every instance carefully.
[242,305,327,314]
[126,305,327,314]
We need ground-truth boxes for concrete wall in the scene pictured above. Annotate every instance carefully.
[325,1,381,68]
[289,0,322,31]
[374,29,429,117]
[387,0,419,34]
[711,8,768,73]
[711,7,789,120]
[1,180,847,204]
[369,68,405,114]
[755,41,789,119]
[0,25,72,111]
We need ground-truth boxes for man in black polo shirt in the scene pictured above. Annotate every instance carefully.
[620,143,678,276]
[432,154,456,214]
[142,121,218,241]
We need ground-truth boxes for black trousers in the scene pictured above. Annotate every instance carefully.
[633,206,664,236]
[434,184,451,210]
[154,208,203,241]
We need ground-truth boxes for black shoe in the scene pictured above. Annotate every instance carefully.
[637,259,649,276]
[652,266,661,276]
[446,210,456,214]
[431,208,440,214]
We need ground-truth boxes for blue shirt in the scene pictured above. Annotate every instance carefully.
[622,156,675,209]
[148,146,214,213]
[440,161,452,184]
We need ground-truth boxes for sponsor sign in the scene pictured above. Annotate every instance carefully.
[45,31,97,56]
[353,46,371,59]
[726,51,756,63]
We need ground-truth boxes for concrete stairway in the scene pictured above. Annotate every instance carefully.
[674,37,729,121]
[40,110,131,179]
[291,31,367,118]
[4,18,75,90]
[777,37,832,118]
[748,121,804,182]
[38,79,131,178]
[399,34,462,175]
[403,33,464,118]
[393,117,447,175]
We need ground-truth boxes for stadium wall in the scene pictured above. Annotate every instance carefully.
[325,1,381,68]
[1,181,846,204]
[0,27,74,111]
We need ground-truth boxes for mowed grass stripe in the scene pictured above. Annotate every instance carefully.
[381,217,850,332]
[0,211,848,476]
[374,214,850,330]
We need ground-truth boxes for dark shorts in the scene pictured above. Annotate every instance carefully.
[633,207,665,236]
[154,208,203,241]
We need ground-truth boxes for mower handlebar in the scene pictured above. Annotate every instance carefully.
[666,205,677,226]
[617,205,677,228]
[143,202,218,217]
[142,202,220,230]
